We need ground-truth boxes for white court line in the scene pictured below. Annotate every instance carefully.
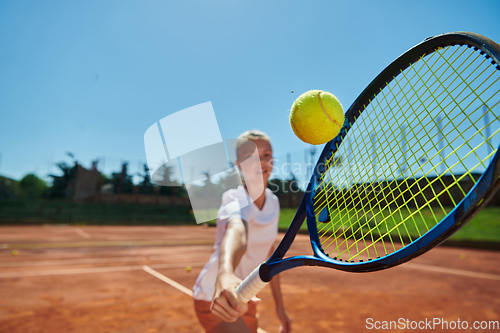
[404,263,500,281]
[142,265,269,333]
[0,239,213,249]
[0,255,184,267]
[0,262,206,278]
[143,265,193,296]
[74,228,91,239]
[2,258,499,281]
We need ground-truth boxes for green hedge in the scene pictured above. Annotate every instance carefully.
[278,207,500,242]
[0,200,195,225]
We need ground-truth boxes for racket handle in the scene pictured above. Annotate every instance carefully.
[235,264,269,303]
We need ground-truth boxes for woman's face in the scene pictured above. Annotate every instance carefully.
[236,139,273,197]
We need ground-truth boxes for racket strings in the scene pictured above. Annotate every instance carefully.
[378,87,466,207]
[346,60,498,256]
[372,94,439,239]
[316,98,445,253]
[419,50,500,167]
[317,70,456,252]
[318,118,458,258]
[340,53,500,256]
[316,47,477,195]
[316,101,496,259]
[321,117,449,257]
[313,44,500,262]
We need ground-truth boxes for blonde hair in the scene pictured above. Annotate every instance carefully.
[236,130,272,160]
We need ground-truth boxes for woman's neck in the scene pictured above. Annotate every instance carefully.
[253,191,266,210]
[244,184,266,210]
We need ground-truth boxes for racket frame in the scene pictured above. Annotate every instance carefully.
[258,32,500,281]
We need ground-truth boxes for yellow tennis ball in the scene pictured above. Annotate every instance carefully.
[290,90,344,145]
[11,250,18,256]
[186,266,192,272]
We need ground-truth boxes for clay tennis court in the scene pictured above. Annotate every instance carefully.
[1,225,499,332]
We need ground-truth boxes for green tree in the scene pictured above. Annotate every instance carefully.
[139,163,155,194]
[0,176,18,199]
[111,162,134,194]
[157,165,188,197]
[48,154,78,199]
[19,174,48,199]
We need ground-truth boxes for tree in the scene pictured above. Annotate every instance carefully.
[268,176,302,195]
[0,176,18,199]
[156,165,188,197]
[217,166,241,192]
[139,163,155,195]
[111,162,134,194]
[18,174,48,199]
[48,153,78,199]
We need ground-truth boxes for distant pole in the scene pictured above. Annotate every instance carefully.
[401,126,408,177]
[99,157,106,173]
[371,133,377,180]
[483,104,492,162]
[287,153,292,207]
[0,152,2,174]
[118,162,127,196]
[304,148,309,183]
[437,116,445,175]
[310,146,316,175]
[287,153,292,180]
[138,160,142,185]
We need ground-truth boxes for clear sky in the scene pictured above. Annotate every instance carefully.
[1,0,499,184]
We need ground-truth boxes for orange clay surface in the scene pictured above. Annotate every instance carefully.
[1,225,499,333]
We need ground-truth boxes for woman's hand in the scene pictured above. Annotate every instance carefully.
[212,273,259,322]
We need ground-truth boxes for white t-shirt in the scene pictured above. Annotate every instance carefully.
[192,185,280,301]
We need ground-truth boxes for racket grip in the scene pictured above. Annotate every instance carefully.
[235,264,269,303]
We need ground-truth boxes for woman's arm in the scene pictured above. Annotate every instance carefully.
[210,218,251,322]
[269,247,292,333]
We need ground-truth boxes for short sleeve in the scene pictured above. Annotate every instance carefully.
[217,190,242,222]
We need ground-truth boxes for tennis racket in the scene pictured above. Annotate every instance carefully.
[236,31,500,302]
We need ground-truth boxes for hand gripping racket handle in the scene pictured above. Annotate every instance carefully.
[235,264,269,303]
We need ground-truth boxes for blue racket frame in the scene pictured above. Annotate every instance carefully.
[257,32,500,282]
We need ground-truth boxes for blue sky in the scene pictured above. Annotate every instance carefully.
[1,0,499,184]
